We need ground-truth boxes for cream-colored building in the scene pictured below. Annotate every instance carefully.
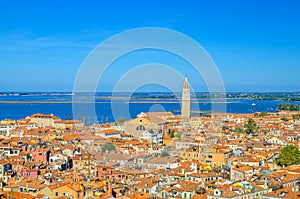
[54,119,85,129]
[124,111,173,138]
[29,113,60,127]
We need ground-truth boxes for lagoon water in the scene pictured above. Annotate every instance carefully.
[0,94,299,124]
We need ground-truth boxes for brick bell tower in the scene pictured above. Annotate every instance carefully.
[181,76,190,120]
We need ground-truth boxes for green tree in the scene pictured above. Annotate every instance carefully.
[160,150,170,157]
[278,103,300,111]
[276,145,300,167]
[293,114,300,120]
[176,132,183,139]
[259,112,269,117]
[263,131,268,135]
[117,117,126,124]
[102,142,116,152]
[170,131,175,138]
[235,128,244,134]
[244,118,257,134]
[281,117,289,122]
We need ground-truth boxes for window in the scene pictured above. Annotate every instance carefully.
[55,192,59,196]
[208,155,213,158]
[136,125,145,131]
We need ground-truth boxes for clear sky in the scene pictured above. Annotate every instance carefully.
[0,0,300,92]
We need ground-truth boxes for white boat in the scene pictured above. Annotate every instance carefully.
[252,103,256,106]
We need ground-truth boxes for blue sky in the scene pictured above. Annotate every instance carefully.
[0,0,300,92]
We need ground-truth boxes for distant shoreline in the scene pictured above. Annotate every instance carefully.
[0,101,239,105]
[1,92,300,102]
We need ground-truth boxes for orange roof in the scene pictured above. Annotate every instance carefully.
[101,129,120,134]
[31,113,59,119]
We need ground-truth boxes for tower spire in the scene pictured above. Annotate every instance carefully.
[184,76,189,89]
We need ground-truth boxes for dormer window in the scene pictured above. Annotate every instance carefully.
[214,189,222,196]
[279,192,287,197]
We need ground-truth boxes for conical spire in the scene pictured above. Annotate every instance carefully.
[184,76,189,89]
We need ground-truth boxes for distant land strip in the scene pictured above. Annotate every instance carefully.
[0,101,239,104]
